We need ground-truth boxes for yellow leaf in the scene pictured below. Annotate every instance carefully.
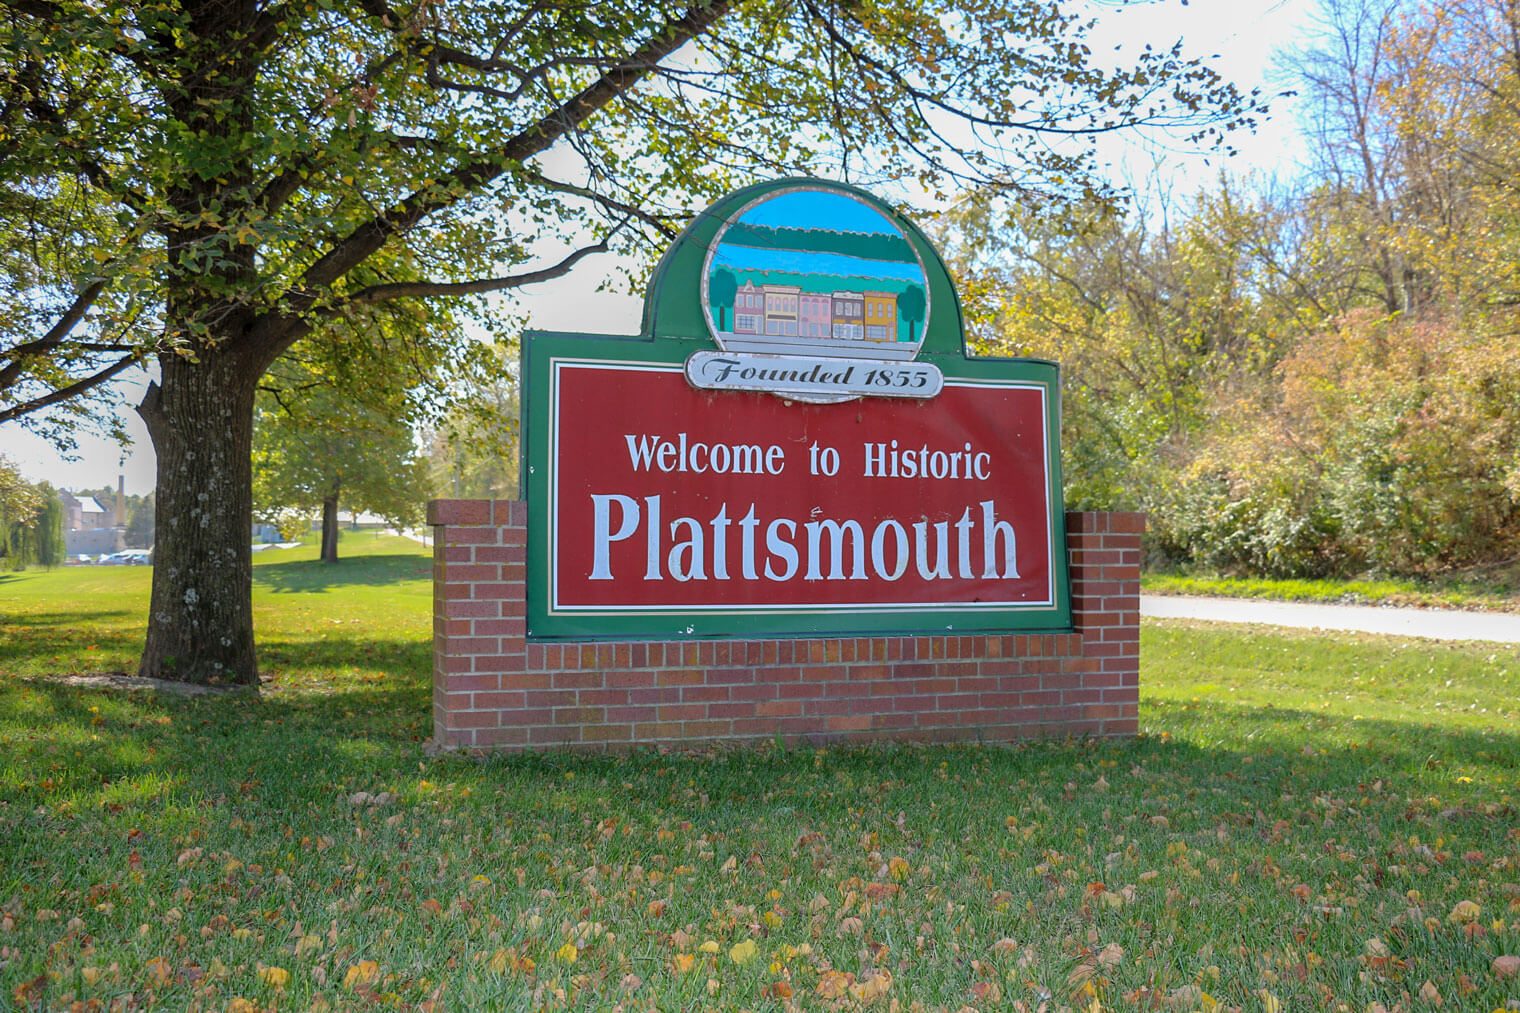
[227,999,257,1013]
[1449,900,1481,923]
[144,957,173,986]
[729,939,758,965]
[555,943,579,964]
[817,970,855,999]
[698,940,720,954]
[344,960,378,989]
[888,856,911,881]
[259,966,290,991]
[672,953,696,974]
[849,968,893,1003]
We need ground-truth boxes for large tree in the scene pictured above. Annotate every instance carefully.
[0,0,1260,684]
[253,325,431,564]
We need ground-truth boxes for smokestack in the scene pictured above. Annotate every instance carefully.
[116,474,126,527]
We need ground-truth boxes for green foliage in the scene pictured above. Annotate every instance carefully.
[424,342,521,501]
[124,493,154,549]
[0,0,1261,682]
[32,482,64,568]
[252,339,432,539]
[1155,312,1520,576]
[0,461,62,570]
[942,0,1520,580]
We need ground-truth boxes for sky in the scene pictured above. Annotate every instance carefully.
[4,0,1319,497]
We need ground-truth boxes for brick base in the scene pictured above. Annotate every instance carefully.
[428,501,1142,751]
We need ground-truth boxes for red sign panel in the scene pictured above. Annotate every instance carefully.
[546,360,1056,621]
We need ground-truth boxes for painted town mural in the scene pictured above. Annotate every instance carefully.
[705,189,929,357]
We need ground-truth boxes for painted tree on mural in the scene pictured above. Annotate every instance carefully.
[0,1,1260,684]
[709,270,738,332]
[898,285,926,343]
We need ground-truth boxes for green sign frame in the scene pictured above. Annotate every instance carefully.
[522,178,1070,641]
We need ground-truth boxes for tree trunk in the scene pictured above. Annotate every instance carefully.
[321,493,340,564]
[136,348,260,686]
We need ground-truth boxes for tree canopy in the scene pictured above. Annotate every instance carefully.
[0,0,1260,683]
[944,0,1520,578]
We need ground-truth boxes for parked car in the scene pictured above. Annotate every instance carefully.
[101,550,152,565]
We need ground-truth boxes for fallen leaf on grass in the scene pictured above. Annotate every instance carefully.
[849,969,892,1003]
[817,969,855,999]
[343,960,378,989]
[1448,899,1481,923]
[144,956,173,986]
[12,975,45,1006]
[729,939,758,965]
[1494,954,1520,978]
[258,966,290,991]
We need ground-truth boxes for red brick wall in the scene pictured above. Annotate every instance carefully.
[428,501,1142,752]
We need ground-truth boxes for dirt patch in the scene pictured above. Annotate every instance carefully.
[24,673,257,696]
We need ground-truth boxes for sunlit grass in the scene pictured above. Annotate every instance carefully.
[1143,571,1520,612]
[2,546,1519,1011]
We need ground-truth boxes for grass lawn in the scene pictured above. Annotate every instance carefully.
[1143,571,1520,613]
[3,533,1519,1012]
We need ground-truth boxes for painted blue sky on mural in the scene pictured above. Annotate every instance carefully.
[736,190,903,236]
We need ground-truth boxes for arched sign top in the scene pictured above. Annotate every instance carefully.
[642,178,966,361]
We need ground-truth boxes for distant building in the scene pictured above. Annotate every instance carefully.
[59,491,109,531]
[863,291,898,343]
[66,527,125,556]
[831,291,865,341]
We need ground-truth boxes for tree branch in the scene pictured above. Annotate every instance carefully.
[343,234,612,305]
[246,0,731,362]
[0,351,136,425]
[0,277,107,392]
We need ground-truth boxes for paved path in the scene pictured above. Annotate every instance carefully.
[1140,595,1520,644]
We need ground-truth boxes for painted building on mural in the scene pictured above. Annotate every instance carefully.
[734,281,764,335]
[733,283,901,344]
[863,291,897,343]
[763,284,800,336]
[830,290,865,341]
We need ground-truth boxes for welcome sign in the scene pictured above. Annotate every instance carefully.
[524,180,1069,640]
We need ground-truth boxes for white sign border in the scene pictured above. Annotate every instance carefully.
[546,357,1058,619]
